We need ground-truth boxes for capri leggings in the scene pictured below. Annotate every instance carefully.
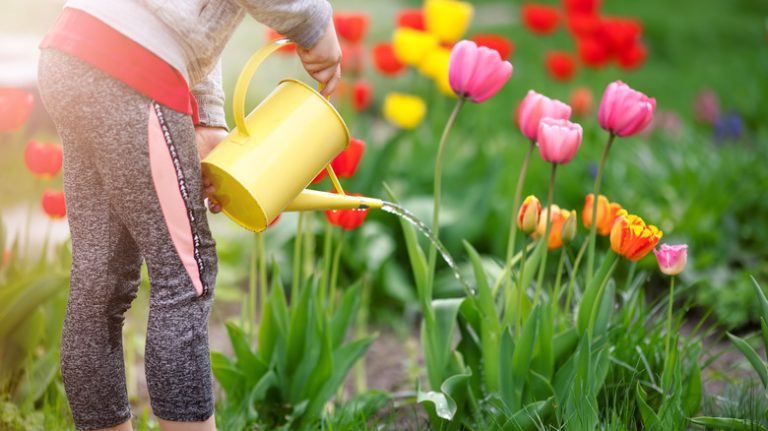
[37,49,218,430]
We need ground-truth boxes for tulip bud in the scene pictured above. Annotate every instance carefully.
[561,210,578,243]
[654,244,688,276]
[517,195,541,234]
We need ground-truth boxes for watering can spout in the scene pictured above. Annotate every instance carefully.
[284,190,383,212]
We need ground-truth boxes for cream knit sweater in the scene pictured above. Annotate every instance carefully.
[64,0,332,128]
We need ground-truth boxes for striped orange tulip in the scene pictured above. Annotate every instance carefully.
[610,210,663,261]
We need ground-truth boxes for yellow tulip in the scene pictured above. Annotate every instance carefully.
[383,93,427,129]
[392,28,439,66]
[418,47,456,97]
[424,0,474,43]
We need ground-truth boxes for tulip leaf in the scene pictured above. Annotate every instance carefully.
[502,397,554,431]
[635,383,662,428]
[417,370,472,421]
[424,298,465,389]
[727,332,768,389]
[577,252,618,336]
[691,417,768,431]
[683,361,703,417]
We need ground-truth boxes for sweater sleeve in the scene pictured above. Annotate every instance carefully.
[190,59,228,129]
[234,0,332,49]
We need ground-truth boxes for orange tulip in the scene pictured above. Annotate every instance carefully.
[533,204,573,250]
[582,193,622,236]
[610,210,663,261]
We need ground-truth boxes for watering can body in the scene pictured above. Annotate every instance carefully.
[201,39,382,232]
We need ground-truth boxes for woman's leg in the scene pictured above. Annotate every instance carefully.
[38,50,217,430]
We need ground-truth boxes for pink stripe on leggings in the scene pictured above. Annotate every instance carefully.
[147,105,204,296]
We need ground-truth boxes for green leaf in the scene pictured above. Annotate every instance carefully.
[751,276,768,327]
[691,417,768,431]
[304,335,377,422]
[424,298,465,389]
[385,185,429,314]
[285,278,313,376]
[577,252,618,335]
[592,281,615,339]
[211,352,245,397]
[727,333,768,389]
[258,264,289,363]
[14,347,59,405]
[225,322,268,386]
[531,303,554,381]
[506,305,540,412]
[552,328,580,365]
[683,361,702,417]
[636,383,662,429]
[302,325,333,400]
[502,397,555,431]
[330,282,362,348]
[0,273,67,341]
[417,371,472,421]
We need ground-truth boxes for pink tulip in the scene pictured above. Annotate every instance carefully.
[537,118,583,164]
[517,90,572,142]
[598,80,656,137]
[653,244,688,276]
[448,40,513,103]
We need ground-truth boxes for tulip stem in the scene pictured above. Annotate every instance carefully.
[564,237,589,317]
[292,212,305,299]
[248,232,258,340]
[665,276,676,362]
[586,133,616,287]
[427,98,466,298]
[534,163,558,305]
[258,232,268,317]
[505,140,536,264]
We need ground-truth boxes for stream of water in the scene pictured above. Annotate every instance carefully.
[380,201,474,295]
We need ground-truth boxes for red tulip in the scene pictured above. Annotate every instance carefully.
[372,43,406,76]
[325,193,368,230]
[265,28,297,54]
[0,87,34,132]
[334,12,369,43]
[521,4,560,35]
[312,138,365,182]
[597,17,642,55]
[570,86,594,117]
[545,51,576,81]
[566,12,601,38]
[397,9,426,31]
[576,36,610,68]
[42,189,66,219]
[267,213,281,228]
[617,41,647,70]
[563,0,601,15]
[340,41,365,74]
[471,34,514,60]
[352,80,372,112]
[24,140,63,178]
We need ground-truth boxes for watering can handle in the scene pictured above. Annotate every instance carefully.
[231,38,346,195]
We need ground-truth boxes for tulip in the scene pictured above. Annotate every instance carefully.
[372,43,406,76]
[654,244,688,276]
[576,37,610,68]
[352,80,372,112]
[419,47,455,96]
[424,0,474,43]
[570,86,593,117]
[265,28,296,54]
[537,118,582,164]
[267,213,281,228]
[340,41,365,74]
[471,34,514,60]
[312,137,365,182]
[516,90,572,141]
[597,17,642,55]
[24,140,63,178]
[610,210,663,261]
[617,41,647,70]
[561,210,578,243]
[545,51,576,81]
[563,0,601,16]
[448,40,513,103]
[566,13,601,38]
[598,80,656,137]
[392,28,439,66]
[383,93,426,129]
[534,204,571,250]
[517,195,541,234]
[333,12,369,43]
[0,87,35,132]
[521,4,560,35]
[397,9,426,30]
[582,193,622,236]
[42,189,66,219]
[325,194,369,230]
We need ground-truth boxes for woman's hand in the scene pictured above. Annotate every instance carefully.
[196,125,228,213]
[297,19,342,96]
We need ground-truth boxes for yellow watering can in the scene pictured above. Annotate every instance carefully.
[201,39,383,232]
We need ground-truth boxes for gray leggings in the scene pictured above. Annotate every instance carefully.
[37,50,218,430]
